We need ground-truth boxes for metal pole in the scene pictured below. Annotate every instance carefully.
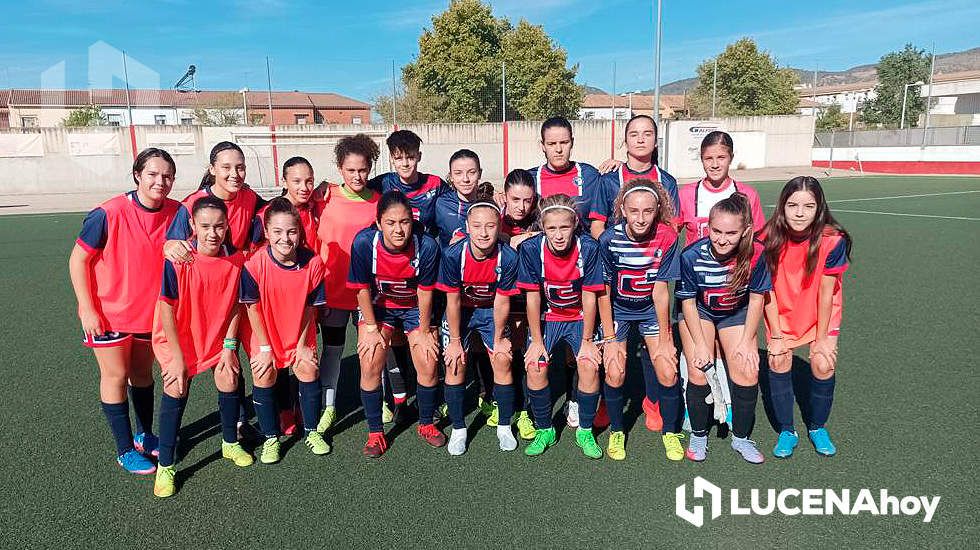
[501,61,506,123]
[392,60,397,128]
[265,56,273,124]
[611,62,617,158]
[711,58,717,117]
[900,83,910,130]
[812,68,818,116]
[241,89,248,125]
[628,92,633,117]
[653,0,662,127]
[921,48,935,147]
[122,51,133,125]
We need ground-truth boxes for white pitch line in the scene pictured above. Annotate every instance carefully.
[832,208,980,221]
[766,190,980,208]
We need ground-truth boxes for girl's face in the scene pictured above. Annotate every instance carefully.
[708,211,749,258]
[340,153,371,192]
[625,118,656,160]
[391,149,420,181]
[135,157,175,205]
[541,210,576,253]
[379,204,413,250]
[266,212,301,260]
[784,190,818,233]
[700,144,732,183]
[505,185,535,221]
[191,208,228,256]
[466,207,500,253]
[283,164,314,205]
[541,127,573,170]
[450,157,481,197]
[210,150,247,195]
[620,190,658,238]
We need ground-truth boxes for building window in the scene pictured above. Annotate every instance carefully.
[352,116,362,125]
[154,115,167,125]
[21,116,38,128]
[180,117,194,125]
[106,114,122,127]
[295,114,308,125]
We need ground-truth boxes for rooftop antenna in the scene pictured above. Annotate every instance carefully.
[173,65,197,93]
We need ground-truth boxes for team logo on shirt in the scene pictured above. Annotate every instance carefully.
[573,175,584,195]
[701,287,746,311]
[376,277,418,301]
[617,270,659,299]
[463,283,495,305]
[544,281,581,309]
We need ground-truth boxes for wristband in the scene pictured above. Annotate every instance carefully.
[223,338,238,350]
[259,345,272,353]
[770,336,783,340]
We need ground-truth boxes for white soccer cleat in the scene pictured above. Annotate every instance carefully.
[497,425,518,451]
[447,427,467,456]
[565,401,580,428]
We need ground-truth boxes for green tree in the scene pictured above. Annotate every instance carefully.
[193,93,242,126]
[860,43,930,127]
[815,104,849,130]
[501,20,582,120]
[689,38,799,117]
[62,105,107,127]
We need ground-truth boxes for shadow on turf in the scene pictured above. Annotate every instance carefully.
[759,353,816,434]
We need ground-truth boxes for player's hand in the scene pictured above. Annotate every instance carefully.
[409,328,440,364]
[767,337,789,358]
[604,340,627,377]
[444,338,466,375]
[577,340,601,371]
[78,306,104,338]
[689,342,713,371]
[164,239,194,263]
[215,348,240,376]
[493,191,506,209]
[296,344,318,367]
[357,329,387,363]
[525,340,548,371]
[810,337,838,366]
[250,350,275,378]
[162,357,188,396]
[492,336,512,362]
[596,158,623,175]
[735,338,760,374]
[654,336,680,370]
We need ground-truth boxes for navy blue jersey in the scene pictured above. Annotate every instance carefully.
[598,221,681,320]
[436,238,519,309]
[676,237,772,321]
[526,162,601,230]
[433,190,470,249]
[347,226,440,309]
[590,165,680,224]
[517,233,604,322]
[367,172,445,234]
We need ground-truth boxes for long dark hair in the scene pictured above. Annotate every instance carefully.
[710,192,754,291]
[624,114,659,166]
[200,141,245,189]
[762,176,852,278]
[132,147,176,186]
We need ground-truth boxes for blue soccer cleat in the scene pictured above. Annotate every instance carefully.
[773,431,799,458]
[117,449,157,475]
[808,428,837,456]
[133,432,159,458]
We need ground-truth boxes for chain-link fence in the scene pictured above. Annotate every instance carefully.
[815,126,980,147]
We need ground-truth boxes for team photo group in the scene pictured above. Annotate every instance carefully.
[68,114,852,499]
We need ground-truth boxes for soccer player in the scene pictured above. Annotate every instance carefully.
[761,176,852,458]
[239,197,330,463]
[314,134,381,434]
[517,194,605,457]
[437,195,521,455]
[676,193,771,464]
[596,178,680,460]
[348,191,443,458]
[152,196,252,497]
[68,147,181,474]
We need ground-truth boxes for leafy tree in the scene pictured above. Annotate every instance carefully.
[501,20,582,120]
[62,105,107,127]
[689,38,799,117]
[193,93,242,126]
[815,104,849,130]
[860,43,930,127]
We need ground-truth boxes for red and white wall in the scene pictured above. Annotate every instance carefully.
[812,145,980,175]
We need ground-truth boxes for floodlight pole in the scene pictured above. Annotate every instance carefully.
[711,58,717,117]
[921,48,935,147]
[653,0,663,127]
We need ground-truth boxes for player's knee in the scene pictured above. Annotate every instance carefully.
[656,368,678,386]
[604,369,625,387]
[811,357,835,379]
[214,369,237,393]
[767,353,792,373]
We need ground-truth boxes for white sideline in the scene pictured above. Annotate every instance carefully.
[832,209,980,221]
[766,190,980,208]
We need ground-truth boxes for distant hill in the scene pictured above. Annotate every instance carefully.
[581,85,607,95]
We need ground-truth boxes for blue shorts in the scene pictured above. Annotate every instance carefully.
[677,306,748,330]
[359,306,422,334]
[528,320,590,365]
[599,318,660,341]
[441,307,507,353]
[82,331,151,348]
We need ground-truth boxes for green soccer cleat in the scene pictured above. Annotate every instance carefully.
[516,411,536,440]
[153,464,176,498]
[222,441,254,467]
[524,427,557,457]
[305,431,331,455]
[607,430,627,461]
[575,428,603,459]
[382,402,395,424]
[316,406,337,433]
[662,432,686,462]
[260,437,281,464]
[478,397,498,427]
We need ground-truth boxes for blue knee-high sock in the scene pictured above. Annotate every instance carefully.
[528,386,552,429]
[808,374,835,430]
[768,370,796,432]
[236,372,250,422]
[101,401,134,456]
[252,386,280,438]
[444,383,466,429]
[361,388,384,432]
[275,373,293,412]
[416,383,438,427]
[603,383,625,432]
[658,380,682,434]
[495,383,515,426]
[297,380,322,433]
[577,390,599,429]
[217,391,240,444]
[157,393,188,467]
[128,384,155,436]
[641,352,660,403]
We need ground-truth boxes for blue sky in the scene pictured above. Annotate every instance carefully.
[0,0,977,101]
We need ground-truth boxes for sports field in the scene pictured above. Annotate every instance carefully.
[2,175,977,548]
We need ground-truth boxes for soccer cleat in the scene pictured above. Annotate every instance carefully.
[280,409,297,437]
[447,427,467,456]
[662,432,686,462]
[417,423,447,448]
[686,434,708,462]
[731,436,765,464]
[435,403,449,422]
[773,431,799,458]
[607,431,627,461]
[808,428,837,456]
[133,432,160,458]
[564,400,580,428]
[237,421,261,445]
[382,402,395,424]
[153,464,176,498]
[593,400,610,430]
[483,399,500,427]
[524,427,557,457]
[478,396,495,417]
[117,449,157,475]
[305,431,330,455]
[516,411,536,440]
[575,428,603,459]
[642,397,663,432]
[221,441,254,467]
[260,437,281,464]
[316,406,337,433]
[363,431,388,458]
[497,425,518,451]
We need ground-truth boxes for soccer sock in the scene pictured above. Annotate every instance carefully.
[603,382,625,432]
[361,388,384,432]
[528,386,552,429]
[685,383,712,437]
[444,382,466,429]
[157,393,188,467]
[236,372,250,423]
[577,390,600,429]
[768,370,796,432]
[808,374,836,430]
[217,391,239,444]
[641,352,660,403]
[101,401,135,456]
[128,384,155,436]
[416,383,438,427]
[386,345,410,404]
[658,380,682,434]
[252,386,280,438]
[298,380,322,433]
[731,383,759,439]
[495,383,515,426]
[319,345,344,408]
[275,372,293,412]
